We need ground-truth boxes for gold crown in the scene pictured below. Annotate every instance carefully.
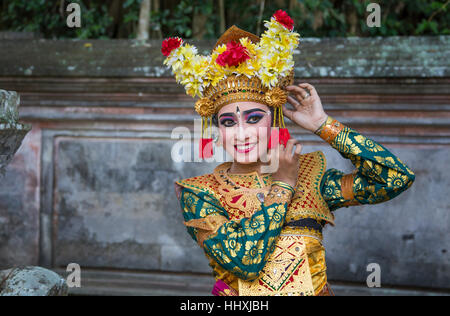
[196,24,295,116]
[161,9,299,158]
[195,70,294,117]
[162,10,300,117]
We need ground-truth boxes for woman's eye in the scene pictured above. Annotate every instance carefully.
[220,119,236,127]
[247,115,263,124]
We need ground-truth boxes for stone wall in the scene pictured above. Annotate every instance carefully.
[0,36,449,295]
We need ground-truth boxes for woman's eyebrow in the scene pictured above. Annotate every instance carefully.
[219,112,236,119]
[243,108,267,115]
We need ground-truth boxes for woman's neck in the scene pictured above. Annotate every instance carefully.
[228,161,268,175]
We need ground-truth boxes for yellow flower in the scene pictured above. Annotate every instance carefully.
[236,62,255,78]
[163,10,301,109]
[214,44,227,55]
[260,70,278,88]
[239,37,257,56]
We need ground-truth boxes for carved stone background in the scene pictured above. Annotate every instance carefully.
[0,37,449,295]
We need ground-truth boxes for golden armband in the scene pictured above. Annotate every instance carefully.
[341,172,360,206]
[315,116,344,144]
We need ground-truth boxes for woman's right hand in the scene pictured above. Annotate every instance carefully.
[271,139,302,188]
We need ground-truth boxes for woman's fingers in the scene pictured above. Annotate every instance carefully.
[293,142,302,158]
[284,138,300,158]
[287,85,310,101]
[298,83,318,98]
[282,104,294,120]
[288,83,318,99]
[286,95,302,110]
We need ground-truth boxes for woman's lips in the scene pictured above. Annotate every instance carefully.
[234,143,257,154]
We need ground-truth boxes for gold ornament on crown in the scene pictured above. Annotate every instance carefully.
[162,10,300,117]
[161,10,299,158]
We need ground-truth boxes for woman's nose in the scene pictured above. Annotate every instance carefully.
[236,124,246,142]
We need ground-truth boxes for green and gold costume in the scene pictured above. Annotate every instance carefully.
[176,117,414,295]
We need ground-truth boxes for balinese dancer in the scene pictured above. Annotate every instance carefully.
[161,10,415,296]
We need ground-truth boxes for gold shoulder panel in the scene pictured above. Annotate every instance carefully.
[175,172,220,196]
[287,151,335,225]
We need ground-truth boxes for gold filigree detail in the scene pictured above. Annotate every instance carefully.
[286,151,335,225]
[184,214,229,247]
[238,235,315,296]
[195,97,215,116]
[213,162,270,218]
[265,184,293,205]
[265,87,287,108]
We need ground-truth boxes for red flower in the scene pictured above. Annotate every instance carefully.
[161,37,183,57]
[216,40,250,67]
[273,9,294,31]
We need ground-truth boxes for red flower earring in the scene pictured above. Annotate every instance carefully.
[267,106,291,149]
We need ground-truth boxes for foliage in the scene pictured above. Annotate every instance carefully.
[0,0,449,39]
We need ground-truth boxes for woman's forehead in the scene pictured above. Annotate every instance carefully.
[218,102,269,115]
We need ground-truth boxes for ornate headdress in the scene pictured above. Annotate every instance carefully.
[161,10,300,158]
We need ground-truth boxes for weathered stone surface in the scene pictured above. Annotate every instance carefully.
[0,127,29,173]
[0,127,40,269]
[0,90,20,123]
[0,266,67,296]
[315,145,450,289]
[0,36,448,78]
[53,137,213,272]
[0,90,32,173]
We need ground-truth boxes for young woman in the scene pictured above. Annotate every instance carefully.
[163,10,414,296]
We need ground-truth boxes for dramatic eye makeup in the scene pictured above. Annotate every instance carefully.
[244,108,266,124]
[219,113,237,127]
[218,108,267,127]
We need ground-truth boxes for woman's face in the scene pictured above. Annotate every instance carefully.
[216,101,272,164]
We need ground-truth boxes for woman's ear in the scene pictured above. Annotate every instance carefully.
[212,125,223,147]
[214,129,223,147]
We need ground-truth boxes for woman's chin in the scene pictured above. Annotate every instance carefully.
[231,152,260,164]
[224,145,263,164]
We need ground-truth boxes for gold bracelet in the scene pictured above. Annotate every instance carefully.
[314,116,344,144]
[265,181,295,205]
[271,181,295,195]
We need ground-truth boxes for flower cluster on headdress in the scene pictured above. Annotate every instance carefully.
[161,9,300,100]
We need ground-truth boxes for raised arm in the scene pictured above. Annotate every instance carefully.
[282,82,414,211]
[317,116,415,210]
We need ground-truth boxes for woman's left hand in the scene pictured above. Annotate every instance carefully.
[283,83,328,133]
